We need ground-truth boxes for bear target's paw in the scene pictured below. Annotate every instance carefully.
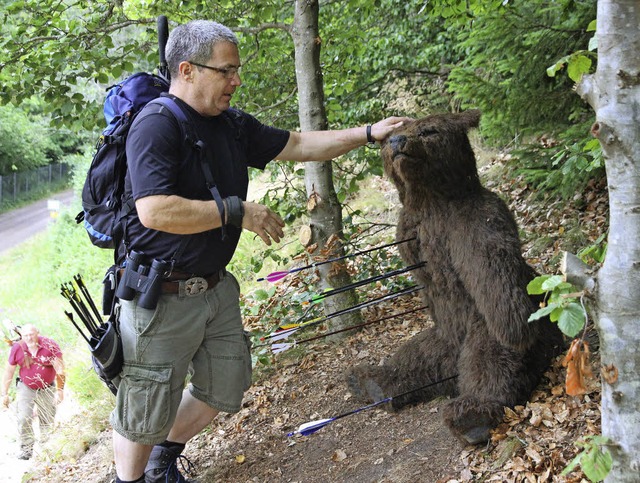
[443,397,505,445]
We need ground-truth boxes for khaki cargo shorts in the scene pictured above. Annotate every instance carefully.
[110,272,252,445]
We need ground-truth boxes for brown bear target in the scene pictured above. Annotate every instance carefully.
[345,110,564,445]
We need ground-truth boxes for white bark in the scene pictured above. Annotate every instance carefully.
[576,1,640,480]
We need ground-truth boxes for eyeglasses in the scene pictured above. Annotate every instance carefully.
[189,62,240,79]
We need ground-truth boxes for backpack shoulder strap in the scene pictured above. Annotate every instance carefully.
[152,96,228,241]
[19,341,32,369]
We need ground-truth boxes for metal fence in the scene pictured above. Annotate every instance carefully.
[0,163,71,208]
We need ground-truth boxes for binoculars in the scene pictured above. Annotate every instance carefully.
[115,251,170,310]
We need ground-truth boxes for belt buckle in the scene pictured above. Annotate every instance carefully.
[183,277,208,297]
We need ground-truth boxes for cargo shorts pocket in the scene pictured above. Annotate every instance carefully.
[116,363,173,435]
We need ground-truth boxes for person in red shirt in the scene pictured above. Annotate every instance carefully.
[1,324,65,460]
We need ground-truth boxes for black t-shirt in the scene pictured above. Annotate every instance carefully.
[123,95,290,275]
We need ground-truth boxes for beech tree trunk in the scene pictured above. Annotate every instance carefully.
[575,1,640,480]
[291,0,361,330]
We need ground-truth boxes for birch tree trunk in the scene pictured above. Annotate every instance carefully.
[575,1,640,480]
[290,0,362,331]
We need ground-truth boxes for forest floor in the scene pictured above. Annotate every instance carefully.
[23,153,608,483]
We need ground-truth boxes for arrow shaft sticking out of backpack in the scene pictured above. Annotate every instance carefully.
[287,375,459,437]
[257,237,416,282]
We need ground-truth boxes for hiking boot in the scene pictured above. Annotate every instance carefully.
[17,449,32,460]
[145,444,197,483]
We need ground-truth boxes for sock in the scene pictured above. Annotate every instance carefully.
[158,439,186,452]
[115,476,144,483]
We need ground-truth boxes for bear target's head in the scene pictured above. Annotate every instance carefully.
[380,110,482,204]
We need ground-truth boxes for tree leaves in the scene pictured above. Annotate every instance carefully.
[527,274,586,337]
[558,302,586,338]
[562,435,613,482]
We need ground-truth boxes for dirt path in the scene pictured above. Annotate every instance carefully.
[0,404,33,482]
[0,189,75,254]
[0,394,79,482]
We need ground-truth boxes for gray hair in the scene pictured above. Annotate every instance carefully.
[166,20,238,78]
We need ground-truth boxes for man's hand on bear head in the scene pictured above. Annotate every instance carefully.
[370,116,414,144]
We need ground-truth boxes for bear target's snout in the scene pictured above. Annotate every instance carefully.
[388,134,407,155]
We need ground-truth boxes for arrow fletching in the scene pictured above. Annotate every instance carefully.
[287,375,457,438]
[257,271,289,283]
[265,328,299,342]
[271,342,293,354]
[287,418,335,437]
[261,285,421,343]
[260,303,428,354]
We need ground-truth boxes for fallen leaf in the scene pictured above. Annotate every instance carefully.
[235,454,246,464]
[332,449,347,462]
[562,339,593,396]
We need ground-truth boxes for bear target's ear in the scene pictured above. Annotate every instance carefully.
[458,109,481,129]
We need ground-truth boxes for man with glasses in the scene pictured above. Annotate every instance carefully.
[113,19,408,483]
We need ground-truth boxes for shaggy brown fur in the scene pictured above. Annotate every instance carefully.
[345,110,564,445]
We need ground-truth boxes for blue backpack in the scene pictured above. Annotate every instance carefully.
[76,72,170,249]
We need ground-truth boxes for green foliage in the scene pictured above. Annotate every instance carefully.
[527,275,586,338]
[0,0,167,129]
[513,122,604,200]
[0,100,91,175]
[578,232,607,265]
[446,0,597,145]
[562,435,613,482]
[548,19,597,82]
[0,104,51,174]
[2,0,603,220]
